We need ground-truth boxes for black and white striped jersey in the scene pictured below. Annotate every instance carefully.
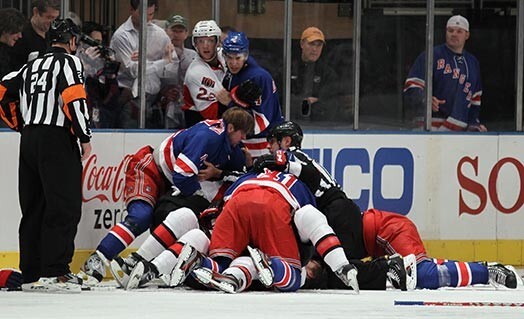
[287,147,346,208]
[0,47,91,142]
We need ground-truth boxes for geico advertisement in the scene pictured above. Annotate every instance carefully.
[0,132,523,251]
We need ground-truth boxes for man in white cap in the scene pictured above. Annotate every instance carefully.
[403,15,486,131]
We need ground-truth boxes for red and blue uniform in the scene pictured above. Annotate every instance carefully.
[362,209,488,289]
[98,119,246,261]
[404,44,483,130]
[207,170,316,292]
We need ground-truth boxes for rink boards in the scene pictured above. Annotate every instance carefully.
[0,130,523,269]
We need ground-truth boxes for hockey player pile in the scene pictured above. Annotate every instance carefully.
[6,120,519,293]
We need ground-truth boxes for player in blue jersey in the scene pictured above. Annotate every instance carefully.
[218,31,284,158]
[79,107,254,284]
[404,15,486,131]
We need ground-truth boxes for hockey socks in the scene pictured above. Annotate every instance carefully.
[269,257,301,292]
[442,260,488,287]
[97,200,153,260]
[417,259,489,289]
[294,205,349,272]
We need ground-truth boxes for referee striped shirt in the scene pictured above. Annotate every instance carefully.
[0,47,91,143]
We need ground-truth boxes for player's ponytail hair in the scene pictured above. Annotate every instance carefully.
[222,107,254,136]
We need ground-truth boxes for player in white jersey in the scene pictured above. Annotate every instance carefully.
[182,20,228,127]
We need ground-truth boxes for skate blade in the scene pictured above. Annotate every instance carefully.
[193,268,236,294]
[125,262,144,290]
[169,245,194,287]
[403,254,417,291]
[109,259,130,288]
[247,246,273,287]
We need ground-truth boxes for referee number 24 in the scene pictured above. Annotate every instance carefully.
[30,72,48,92]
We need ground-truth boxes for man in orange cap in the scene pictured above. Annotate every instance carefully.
[291,27,342,122]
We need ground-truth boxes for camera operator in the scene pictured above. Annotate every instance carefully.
[77,21,120,128]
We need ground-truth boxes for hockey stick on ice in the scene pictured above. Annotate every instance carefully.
[394,300,524,307]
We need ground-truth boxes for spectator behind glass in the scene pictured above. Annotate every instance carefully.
[8,0,60,71]
[110,0,173,129]
[219,25,236,46]
[290,27,343,122]
[159,14,197,129]
[0,8,26,129]
[77,21,121,128]
[403,15,486,132]
[0,8,26,78]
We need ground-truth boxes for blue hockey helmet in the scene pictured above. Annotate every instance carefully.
[222,31,249,55]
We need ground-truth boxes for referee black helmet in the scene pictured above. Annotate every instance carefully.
[49,18,80,44]
[267,121,303,148]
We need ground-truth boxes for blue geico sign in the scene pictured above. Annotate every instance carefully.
[302,147,415,214]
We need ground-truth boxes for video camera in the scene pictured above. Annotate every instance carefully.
[79,33,120,77]
[79,33,115,61]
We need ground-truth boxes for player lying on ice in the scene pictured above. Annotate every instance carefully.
[303,208,520,290]
[251,121,520,290]
[79,107,254,284]
[119,170,360,293]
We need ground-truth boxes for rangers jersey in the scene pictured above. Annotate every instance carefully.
[182,52,227,121]
[155,119,246,196]
[223,170,316,211]
[403,44,482,130]
[223,56,284,157]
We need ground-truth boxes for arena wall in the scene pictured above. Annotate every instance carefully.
[1,130,523,271]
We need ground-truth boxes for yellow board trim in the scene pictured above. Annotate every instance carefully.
[1,240,523,273]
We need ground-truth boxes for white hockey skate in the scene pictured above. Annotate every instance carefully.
[335,263,359,294]
[193,267,242,294]
[22,273,82,294]
[401,253,417,291]
[125,260,159,290]
[247,246,274,288]
[80,250,108,283]
[109,253,142,288]
[169,243,202,287]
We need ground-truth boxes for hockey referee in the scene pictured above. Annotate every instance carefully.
[0,18,91,293]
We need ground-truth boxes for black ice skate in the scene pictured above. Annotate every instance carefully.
[488,263,517,289]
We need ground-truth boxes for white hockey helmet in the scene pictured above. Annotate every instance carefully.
[192,20,221,47]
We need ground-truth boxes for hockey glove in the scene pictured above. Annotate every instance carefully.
[230,79,262,108]
[0,269,23,289]
[252,150,288,173]
[199,200,224,236]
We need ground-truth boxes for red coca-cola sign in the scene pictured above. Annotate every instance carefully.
[82,154,132,203]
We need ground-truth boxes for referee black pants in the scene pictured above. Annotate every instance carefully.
[18,125,83,283]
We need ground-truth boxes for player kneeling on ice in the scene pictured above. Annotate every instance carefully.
[79,107,253,284]
[125,170,360,293]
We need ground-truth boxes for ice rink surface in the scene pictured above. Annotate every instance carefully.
[2,284,524,319]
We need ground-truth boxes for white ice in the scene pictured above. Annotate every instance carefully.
[2,284,524,319]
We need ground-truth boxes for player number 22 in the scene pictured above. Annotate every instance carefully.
[196,88,216,101]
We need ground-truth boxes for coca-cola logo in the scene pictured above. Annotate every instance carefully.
[82,154,132,203]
